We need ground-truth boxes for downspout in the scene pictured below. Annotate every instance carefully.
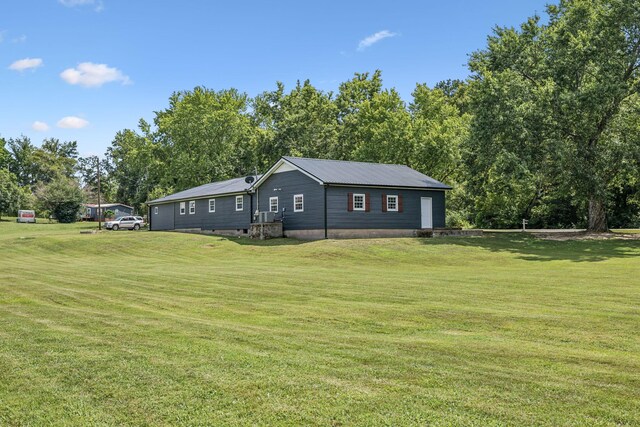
[324,184,328,239]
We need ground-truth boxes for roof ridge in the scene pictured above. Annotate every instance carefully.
[284,156,407,168]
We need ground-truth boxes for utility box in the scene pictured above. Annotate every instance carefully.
[255,211,276,223]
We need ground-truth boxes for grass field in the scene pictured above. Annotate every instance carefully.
[1,221,639,426]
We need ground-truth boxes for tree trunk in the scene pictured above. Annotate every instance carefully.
[587,196,608,232]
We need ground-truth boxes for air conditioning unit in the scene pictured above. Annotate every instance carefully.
[255,211,276,223]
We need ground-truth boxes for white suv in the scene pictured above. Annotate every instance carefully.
[105,216,145,231]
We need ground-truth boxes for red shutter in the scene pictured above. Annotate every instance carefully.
[382,194,387,212]
[398,194,403,213]
[365,193,371,212]
[347,193,353,212]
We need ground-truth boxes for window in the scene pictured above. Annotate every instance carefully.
[179,202,186,215]
[86,207,91,216]
[189,201,196,214]
[209,199,216,213]
[154,206,158,215]
[236,195,244,211]
[294,194,304,212]
[269,197,278,213]
[387,195,398,212]
[353,194,365,211]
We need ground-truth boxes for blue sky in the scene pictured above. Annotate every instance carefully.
[1,0,549,157]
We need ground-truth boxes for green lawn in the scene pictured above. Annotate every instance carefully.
[1,221,639,426]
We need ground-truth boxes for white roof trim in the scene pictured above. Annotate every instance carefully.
[253,158,324,189]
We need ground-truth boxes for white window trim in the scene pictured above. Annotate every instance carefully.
[353,193,365,211]
[154,206,158,215]
[179,202,186,215]
[269,196,279,213]
[235,195,244,211]
[294,194,304,212]
[189,200,196,215]
[387,195,398,212]
[208,199,216,213]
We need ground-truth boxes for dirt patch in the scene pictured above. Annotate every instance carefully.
[531,231,640,241]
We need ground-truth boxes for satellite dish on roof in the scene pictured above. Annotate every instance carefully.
[245,176,255,184]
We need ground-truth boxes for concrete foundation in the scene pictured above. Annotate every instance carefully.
[250,222,283,240]
[173,228,248,237]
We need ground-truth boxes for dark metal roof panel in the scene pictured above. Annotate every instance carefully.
[147,176,260,204]
[282,157,451,189]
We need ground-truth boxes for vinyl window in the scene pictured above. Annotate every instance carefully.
[208,199,215,213]
[294,194,304,212]
[179,202,186,215]
[189,200,196,214]
[353,194,365,211]
[235,195,244,211]
[387,195,398,212]
[154,206,158,215]
[269,197,278,213]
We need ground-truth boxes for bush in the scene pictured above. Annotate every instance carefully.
[36,176,85,223]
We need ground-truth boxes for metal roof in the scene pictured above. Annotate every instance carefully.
[84,203,133,209]
[147,176,259,204]
[281,156,451,189]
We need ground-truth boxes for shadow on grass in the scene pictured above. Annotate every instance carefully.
[219,235,312,247]
[424,233,640,262]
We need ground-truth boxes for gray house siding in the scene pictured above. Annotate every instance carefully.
[151,194,251,232]
[151,203,175,231]
[254,170,325,231]
[326,186,446,229]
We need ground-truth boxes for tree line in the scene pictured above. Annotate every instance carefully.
[1,0,639,229]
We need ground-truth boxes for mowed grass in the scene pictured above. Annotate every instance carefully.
[1,221,639,426]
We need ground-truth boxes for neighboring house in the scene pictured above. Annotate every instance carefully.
[147,157,451,239]
[83,203,134,221]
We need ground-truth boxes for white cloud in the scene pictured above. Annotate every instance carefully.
[57,116,89,129]
[12,35,27,43]
[357,30,397,51]
[60,62,131,87]
[59,0,104,12]
[9,58,43,71]
[32,121,50,132]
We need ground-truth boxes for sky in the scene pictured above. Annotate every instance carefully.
[1,0,549,157]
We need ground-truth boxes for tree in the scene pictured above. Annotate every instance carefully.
[0,169,22,219]
[410,84,469,182]
[154,87,255,191]
[253,80,338,169]
[36,176,85,223]
[333,70,384,159]
[7,136,37,188]
[0,137,9,169]
[468,0,640,231]
[77,155,115,204]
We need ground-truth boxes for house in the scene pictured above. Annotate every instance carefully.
[147,157,451,239]
[146,177,258,233]
[83,203,134,221]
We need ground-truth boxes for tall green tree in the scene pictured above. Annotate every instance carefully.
[106,120,162,211]
[468,0,640,231]
[410,84,469,182]
[253,80,338,169]
[155,87,255,191]
[332,70,384,159]
[0,137,9,169]
[0,169,22,219]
